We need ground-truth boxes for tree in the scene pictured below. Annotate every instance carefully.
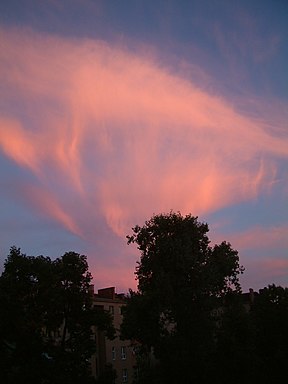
[212,291,257,384]
[95,363,117,384]
[215,284,288,384]
[0,246,55,383]
[249,284,288,383]
[121,212,244,383]
[0,247,115,384]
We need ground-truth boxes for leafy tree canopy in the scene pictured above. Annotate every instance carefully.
[249,284,288,382]
[0,246,114,384]
[127,212,243,310]
[122,212,244,383]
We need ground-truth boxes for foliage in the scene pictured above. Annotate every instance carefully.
[122,212,244,383]
[0,246,114,384]
[215,285,288,384]
[95,363,117,384]
[212,291,257,384]
[249,284,288,383]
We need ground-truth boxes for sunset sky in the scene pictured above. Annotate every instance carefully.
[0,0,287,293]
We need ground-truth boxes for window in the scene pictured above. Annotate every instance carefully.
[122,368,128,383]
[109,305,114,315]
[112,346,116,360]
[119,306,125,315]
[134,366,139,381]
[121,346,126,360]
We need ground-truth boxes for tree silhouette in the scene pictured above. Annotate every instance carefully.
[121,212,244,383]
[0,247,114,384]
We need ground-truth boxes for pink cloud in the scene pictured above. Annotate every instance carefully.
[261,258,288,272]
[90,263,137,294]
[0,118,41,174]
[227,225,288,251]
[0,26,287,244]
[17,184,83,237]
[240,256,288,291]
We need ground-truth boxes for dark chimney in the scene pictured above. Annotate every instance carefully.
[98,287,115,300]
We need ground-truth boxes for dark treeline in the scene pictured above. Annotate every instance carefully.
[121,212,288,384]
[1,212,288,383]
[0,248,115,384]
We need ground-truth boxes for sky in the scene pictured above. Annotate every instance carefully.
[0,0,287,293]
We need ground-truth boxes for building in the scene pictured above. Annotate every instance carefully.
[91,287,137,384]
[89,286,258,383]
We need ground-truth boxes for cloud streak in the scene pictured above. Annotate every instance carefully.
[0,27,287,289]
[230,225,288,251]
[241,256,288,291]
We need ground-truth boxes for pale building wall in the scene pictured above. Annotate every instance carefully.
[91,287,137,384]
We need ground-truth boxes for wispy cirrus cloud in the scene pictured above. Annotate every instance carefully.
[229,224,288,251]
[1,27,288,232]
[241,256,288,291]
[218,224,288,291]
[0,26,287,254]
